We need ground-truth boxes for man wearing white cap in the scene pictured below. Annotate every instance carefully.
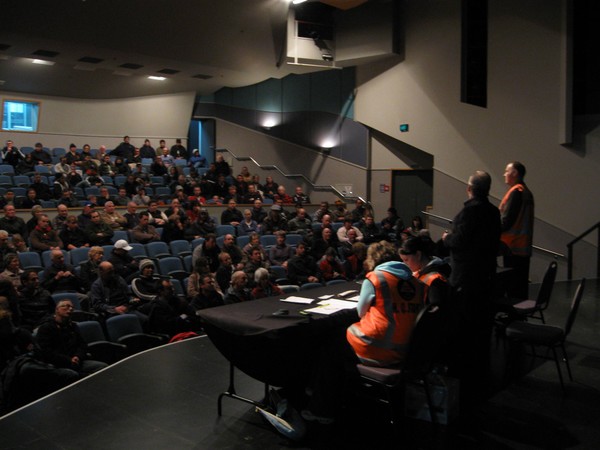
[108,239,139,282]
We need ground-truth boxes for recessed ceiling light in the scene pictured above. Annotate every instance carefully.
[120,63,143,70]
[32,59,55,66]
[32,49,59,57]
[78,56,103,64]
[148,76,166,81]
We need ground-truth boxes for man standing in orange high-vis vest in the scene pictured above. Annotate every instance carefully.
[499,161,534,299]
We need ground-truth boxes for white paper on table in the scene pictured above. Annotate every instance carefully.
[303,299,357,315]
[280,296,315,304]
[318,294,335,299]
[344,295,360,302]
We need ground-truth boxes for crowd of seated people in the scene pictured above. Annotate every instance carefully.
[0,137,432,413]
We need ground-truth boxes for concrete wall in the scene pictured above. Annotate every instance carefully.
[1,91,196,150]
[208,118,368,206]
[353,0,598,282]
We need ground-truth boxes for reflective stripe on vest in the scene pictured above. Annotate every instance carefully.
[500,184,533,256]
[347,270,423,366]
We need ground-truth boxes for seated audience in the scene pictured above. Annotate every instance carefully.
[0,206,27,238]
[19,189,41,210]
[215,252,234,293]
[85,210,114,246]
[358,215,382,244]
[162,214,186,242]
[191,234,220,272]
[17,270,54,331]
[29,215,63,253]
[287,243,320,285]
[337,217,364,243]
[123,202,140,229]
[268,231,294,268]
[251,267,282,300]
[244,247,270,287]
[292,186,311,205]
[43,250,83,295]
[344,242,367,280]
[59,215,90,250]
[34,299,107,380]
[251,199,268,224]
[99,201,127,231]
[221,199,243,226]
[224,271,253,304]
[319,247,346,283]
[238,209,260,236]
[274,185,293,204]
[147,279,201,337]
[0,254,24,289]
[130,259,161,307]
[312,227,338,261]
[79,246,104,291]
[131,212,161,244]
[261,205,288,235]
[90,262,144,320]
[108,240,139,282]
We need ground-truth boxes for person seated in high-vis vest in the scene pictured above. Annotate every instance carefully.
[399,235,451,306]
[347,241,425,367]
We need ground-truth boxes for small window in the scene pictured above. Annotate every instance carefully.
[2,99,40,132]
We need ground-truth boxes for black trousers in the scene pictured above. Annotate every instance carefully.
[503,254,531,300]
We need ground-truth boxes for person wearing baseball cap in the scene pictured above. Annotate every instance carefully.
[108,239,138,281]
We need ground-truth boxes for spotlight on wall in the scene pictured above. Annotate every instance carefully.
[261,118,279,130]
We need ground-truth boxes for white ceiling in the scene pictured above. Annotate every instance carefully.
[0,0,355,99]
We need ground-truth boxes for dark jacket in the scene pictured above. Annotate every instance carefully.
[35,317,87,368]
[43,263,83,293]
[444,197,501,290]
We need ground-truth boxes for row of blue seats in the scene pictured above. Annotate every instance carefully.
[17,233,306,270]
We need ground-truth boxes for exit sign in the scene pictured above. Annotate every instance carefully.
[400,124,409,132]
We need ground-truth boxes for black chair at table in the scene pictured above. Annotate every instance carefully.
[356,303,452,426]
[503,260,558,323]
[505,278,585,392]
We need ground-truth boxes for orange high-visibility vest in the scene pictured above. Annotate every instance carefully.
[499,183,534,256]
[415,270,447,304]
[347,270,424,367]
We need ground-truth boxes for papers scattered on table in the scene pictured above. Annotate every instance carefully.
[337,289,359,298]
[303,299,357,315]
[345,295,360,302]
[280,296,315,305]
[318,294,335,299]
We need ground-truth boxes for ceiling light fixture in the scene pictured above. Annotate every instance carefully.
[148,76,166,81]
[292,0,307,4]
[31,59,55,66]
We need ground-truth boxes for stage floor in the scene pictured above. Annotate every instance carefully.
[1,279,599,449]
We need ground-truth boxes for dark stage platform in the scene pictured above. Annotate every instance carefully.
[1,279,600,449]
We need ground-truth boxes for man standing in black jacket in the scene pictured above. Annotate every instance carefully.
[443,170,501,416]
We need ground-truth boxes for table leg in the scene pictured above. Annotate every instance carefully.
[218,362,270,416]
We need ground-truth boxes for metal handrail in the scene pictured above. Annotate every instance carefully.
[566,221,600,280]
[215,148,357,201]
[421,211,565,259]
